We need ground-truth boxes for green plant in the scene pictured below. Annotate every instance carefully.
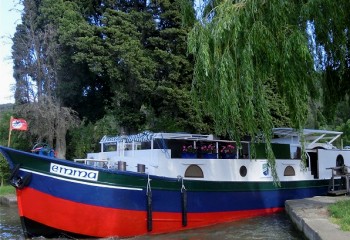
[0,155,10,187]
[329,200,350,231]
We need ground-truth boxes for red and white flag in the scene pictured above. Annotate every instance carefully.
[10,117,28,131]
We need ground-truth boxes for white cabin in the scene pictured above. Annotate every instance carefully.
[75,129,350,182]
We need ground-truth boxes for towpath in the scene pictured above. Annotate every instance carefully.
[285,196,350,240]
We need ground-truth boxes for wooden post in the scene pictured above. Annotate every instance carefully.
[8,116,13,147]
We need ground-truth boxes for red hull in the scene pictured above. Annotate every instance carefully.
[17,188,283,238]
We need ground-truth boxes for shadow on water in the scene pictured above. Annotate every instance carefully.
[0,204,303,240]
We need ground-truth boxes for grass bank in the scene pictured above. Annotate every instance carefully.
[0,185,15,196]
[329,199,350,231]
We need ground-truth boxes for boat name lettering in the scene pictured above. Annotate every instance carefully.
[50,163,99,181]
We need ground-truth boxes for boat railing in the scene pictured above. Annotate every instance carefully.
[327,165,350,195]
[74,158,109,168]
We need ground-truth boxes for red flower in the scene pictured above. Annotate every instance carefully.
[221,144,235,154]
[182,145,197,153]
[201,144,216,153]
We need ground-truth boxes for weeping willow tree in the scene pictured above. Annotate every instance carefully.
[302,0,350,119]
[187,0,318,181]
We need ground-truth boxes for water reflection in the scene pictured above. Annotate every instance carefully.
[132,213,302,240]
[0,205,24,240]
[0,204,302,240]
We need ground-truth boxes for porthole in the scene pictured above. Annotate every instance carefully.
[336,155,344,167]
[185,164,204,178]
[239,166,247,177]
[284,166,295,176]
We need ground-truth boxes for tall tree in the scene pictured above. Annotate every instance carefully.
[60,5,157,132]
[12,0,80,157]
[59,0,206,133]
[15,96,79,158]
[145,0,206,132]
[302,0,350,119]
[12,0,61,102]
[47,0,114,122]
[188,0,317,180]
[187,0,350,180]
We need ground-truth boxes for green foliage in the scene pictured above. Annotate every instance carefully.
[0,113,11,186]
[68,122,96,159]
[12,0,350,165]
[0,111,12,147]
[188,0,318,181]
[41,0,112,122]
[329,200,350,231]
[0,185,15,196]
[67,115,121,159]
[146,0,209,133]
[0,155,10,187]
[49,0,206,133]
[12,0,208,160]
[58,3,157,131]
[336,119,350,147]
[0,111,31,150]
[302,0,350,120]
[0,104,14,112]
[0,110,31,186]
[180,0,196,28]
[189,0,314,135]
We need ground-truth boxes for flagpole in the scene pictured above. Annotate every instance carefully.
[8,129,12,147]
[8,116,13,147]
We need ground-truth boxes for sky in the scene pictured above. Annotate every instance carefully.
[0,0,22,104]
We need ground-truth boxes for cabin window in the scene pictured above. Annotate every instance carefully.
[185,165,204,178]
[239,166,247,177]
[253,143,290,159]
[284,166,295,176]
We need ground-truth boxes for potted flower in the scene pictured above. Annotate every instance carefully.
[201,144,217,159]
[221,144,236,159]
[182,145,197,158]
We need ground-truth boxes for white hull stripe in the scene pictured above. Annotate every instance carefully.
[21,168,143,191]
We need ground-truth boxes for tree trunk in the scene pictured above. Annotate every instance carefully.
[55,130,66,159]
[55,116,67,159]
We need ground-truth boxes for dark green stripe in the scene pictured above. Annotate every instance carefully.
[5,148,329,192]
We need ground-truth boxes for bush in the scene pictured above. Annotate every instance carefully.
[0,155,10,187]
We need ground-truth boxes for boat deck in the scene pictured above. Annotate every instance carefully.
[327,165,350,195]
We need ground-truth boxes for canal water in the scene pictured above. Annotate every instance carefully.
[0,204,303,239]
